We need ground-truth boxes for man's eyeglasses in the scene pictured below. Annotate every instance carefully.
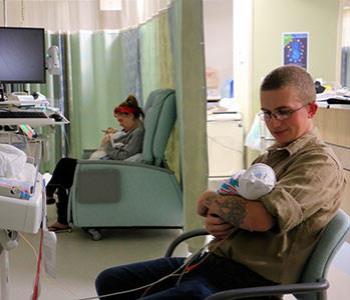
[258,104,309,121]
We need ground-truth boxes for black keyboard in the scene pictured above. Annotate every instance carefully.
[0,110,48,118]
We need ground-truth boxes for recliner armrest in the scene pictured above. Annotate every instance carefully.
[124,153,143,162]
[75,159,174,174]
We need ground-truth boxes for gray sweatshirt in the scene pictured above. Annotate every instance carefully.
[104,124,144,160]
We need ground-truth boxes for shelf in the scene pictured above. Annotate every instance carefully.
[0,117,69,127]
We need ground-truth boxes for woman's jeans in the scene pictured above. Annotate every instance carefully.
[95,253,278,300]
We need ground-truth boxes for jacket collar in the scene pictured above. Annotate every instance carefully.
[266,127,319,156]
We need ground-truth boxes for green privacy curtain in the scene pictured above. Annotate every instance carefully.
[139,9,180,179]
[67,30,127,158]
[139,10,175,101]
[172,0,208,235]
[31,0,207,233]
[38,8,180,172]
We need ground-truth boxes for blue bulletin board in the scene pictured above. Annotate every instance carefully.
[282,32,308,69]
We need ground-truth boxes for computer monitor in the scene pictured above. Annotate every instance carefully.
[0,27,46,84]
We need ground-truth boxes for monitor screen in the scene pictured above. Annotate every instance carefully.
[0,27,46,84]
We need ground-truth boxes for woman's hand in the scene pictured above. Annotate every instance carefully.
[99,128,117,148]
[205,213,234,240]
[104,127,117,134]
[100,133,112,147]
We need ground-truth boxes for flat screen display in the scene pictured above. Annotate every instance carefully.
[0,27,46,83]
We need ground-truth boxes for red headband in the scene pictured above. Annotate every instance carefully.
[114,106,136,115]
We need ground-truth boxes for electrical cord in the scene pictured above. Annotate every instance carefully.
[18,227,232,300]
[19,232,38,261]
[77,231,234,300]
[207,135,243,153]
[173,232,233,288]
[138,242,212,299]
[31,228,44,300]
[76,241,213,300]
[19,231,79,298]
[76,266,184,300]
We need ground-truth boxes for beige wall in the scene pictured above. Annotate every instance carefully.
[246,0,341,164]
[252,0,340,112]
[253,0,339,109]
[203,0,233,94]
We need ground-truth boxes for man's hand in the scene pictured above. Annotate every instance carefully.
[197,189,275,232]
[196,190,246,228]
[197,190,234,239]
[205,213,234,240]
[196,190,217,217]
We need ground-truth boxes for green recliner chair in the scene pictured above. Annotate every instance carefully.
[68,89,183,239]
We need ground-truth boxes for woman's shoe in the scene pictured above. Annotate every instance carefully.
[46,197,56,205]
[48,222,72,233]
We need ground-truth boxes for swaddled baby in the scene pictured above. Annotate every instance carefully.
[217,163,276,200]
[89,127,118,160]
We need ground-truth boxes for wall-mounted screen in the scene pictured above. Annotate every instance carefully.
[0,27,46,84]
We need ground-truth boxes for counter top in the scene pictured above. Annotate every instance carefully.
[207,111,242,122]
[317,102,350,110]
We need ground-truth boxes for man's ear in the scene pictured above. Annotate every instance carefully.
[308,102,318,118]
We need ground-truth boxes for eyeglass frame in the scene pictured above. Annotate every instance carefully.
[258,103,310,121]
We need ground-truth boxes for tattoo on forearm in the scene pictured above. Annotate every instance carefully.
[215,196,247,227]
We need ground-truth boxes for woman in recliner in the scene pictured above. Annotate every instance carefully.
[46,95,145,232]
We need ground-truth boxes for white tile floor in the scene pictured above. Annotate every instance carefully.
[4,205,350,300]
